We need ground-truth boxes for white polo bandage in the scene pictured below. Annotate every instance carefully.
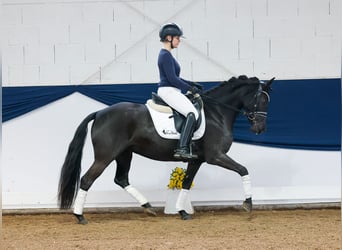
[175,189,189,211]
[125,185,148,205]
[242,175,252,199]
[73,189,88,215]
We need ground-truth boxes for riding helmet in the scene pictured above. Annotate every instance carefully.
[159,23,183,41]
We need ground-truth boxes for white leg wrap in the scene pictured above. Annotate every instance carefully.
[73,189,88,215]
[242,175,252,199]
[124,185,148,205]
[175,189,189,211]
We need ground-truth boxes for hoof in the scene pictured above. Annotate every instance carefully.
[74,214,88,225]
[242,197,252,213]
[179,210,192,220]
[142,203,157,216]
[144,207,157,216]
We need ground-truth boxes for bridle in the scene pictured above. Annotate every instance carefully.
[245,84,270,122]
[201,83,270,121]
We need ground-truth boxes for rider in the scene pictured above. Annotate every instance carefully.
[157,23,201,160]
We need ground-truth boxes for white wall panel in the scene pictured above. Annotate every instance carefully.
[254,17,315,38]
[313,57,341,76]
[7,65,40,85]
[129,22,155,42]
[69,23,100,44]
[301,37,338,60]
[22,5,58,25]
[3,0,341,85]
[330,0,342,16]
[39,24,69,44]
[55,44,85,64]
[179,40,209,61]
[112,2,145,24]
[268,0,299,17]
[85,43,115,64]
[1,5,22,25]
[145,38,161,62]
[315,16,342,37]
[100,61,131,83]
[39,64,70,84]
[131,61,159,83]
[124,42,148,63]
[298,0,330,17]
[205,0,236,19]
[236,0,268,18]
[141,0,176,23]
[270,38,301,59]
[53,4,84,24]
[202,18,253,39]
[70,63,101,84]
[7,26,40,46]
[235,0,253,18]
[238,38,269,60]
[191,59,244,82]
[100,22,131,44]
[24,44,54,65]
[208,38,238,62]
[82,3,115,24]
[223,59,254,77]
[3,45,24,65]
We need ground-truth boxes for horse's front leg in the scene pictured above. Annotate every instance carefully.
[176,160,202,220]
[207,153,252,213]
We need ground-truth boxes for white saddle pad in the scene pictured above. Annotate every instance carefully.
[145,100,206,140]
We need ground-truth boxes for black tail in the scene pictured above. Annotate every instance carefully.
[58,112,97,209]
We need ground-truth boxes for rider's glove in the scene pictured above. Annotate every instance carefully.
[189,81,203,91]
[190,86,201,95]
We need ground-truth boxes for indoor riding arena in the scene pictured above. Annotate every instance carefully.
[2,0,341,249]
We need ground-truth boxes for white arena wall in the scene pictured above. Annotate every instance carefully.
[1,0,341,210]
[2,0,341,84]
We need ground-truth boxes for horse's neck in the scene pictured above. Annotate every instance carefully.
[204,94,242,129]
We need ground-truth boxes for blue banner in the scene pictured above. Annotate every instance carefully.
[2,78,341,150]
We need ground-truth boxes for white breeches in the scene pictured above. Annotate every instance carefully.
[157,87,199,120]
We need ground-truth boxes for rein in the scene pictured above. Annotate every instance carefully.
[201,94,246,115]
[201,85,270,121]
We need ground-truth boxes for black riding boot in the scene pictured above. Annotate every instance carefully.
[174,112,198,160]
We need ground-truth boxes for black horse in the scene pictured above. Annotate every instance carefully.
[58,75,274,224]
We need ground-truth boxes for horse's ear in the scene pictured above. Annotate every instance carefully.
[263,77,275,92]
[267,77,275,87]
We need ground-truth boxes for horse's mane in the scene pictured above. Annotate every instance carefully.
[203,75,261,96]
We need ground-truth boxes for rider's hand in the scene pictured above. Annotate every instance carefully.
[190,86,201,95]
[189,81,203,91]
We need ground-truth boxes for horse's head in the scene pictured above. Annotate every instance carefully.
[242,76,274,134]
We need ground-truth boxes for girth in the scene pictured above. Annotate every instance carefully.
[151,92,203,133]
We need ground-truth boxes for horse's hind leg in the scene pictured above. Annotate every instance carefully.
[114,150,157,216]
[73,159,112,224]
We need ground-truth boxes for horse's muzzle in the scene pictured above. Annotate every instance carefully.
[250,119,266,135]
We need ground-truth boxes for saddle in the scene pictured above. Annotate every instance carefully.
[148,92,203,133]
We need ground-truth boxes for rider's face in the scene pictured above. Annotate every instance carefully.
[166,35,181,48]
[172,36,181,48]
